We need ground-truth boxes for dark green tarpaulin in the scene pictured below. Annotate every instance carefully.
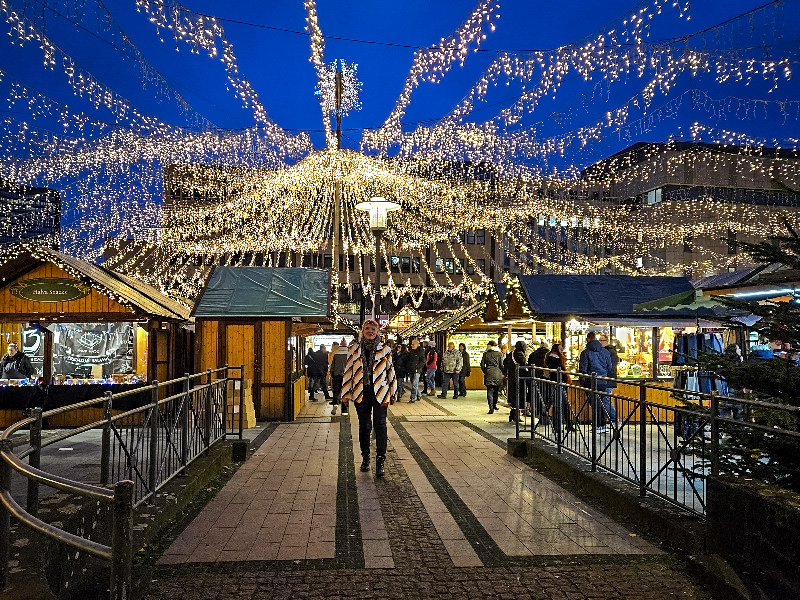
[192,267,330,318]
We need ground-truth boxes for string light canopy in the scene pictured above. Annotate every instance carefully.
[0,0,798,313]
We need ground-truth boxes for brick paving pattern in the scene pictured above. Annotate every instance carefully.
[144,390,713,599]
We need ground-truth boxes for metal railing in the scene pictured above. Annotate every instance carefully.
[510,365,800,517]
[0,365,244,599]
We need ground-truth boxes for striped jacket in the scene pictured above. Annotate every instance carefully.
[341,341,398,406]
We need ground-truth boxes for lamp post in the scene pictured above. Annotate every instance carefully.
[355,197,400,322]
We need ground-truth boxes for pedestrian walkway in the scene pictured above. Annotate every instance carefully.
[145,389,712,599]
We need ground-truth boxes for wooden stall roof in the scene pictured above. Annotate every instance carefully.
[397,300,488,339]
[192,267,331,318]
[0,243,191,321]
[515,274,697,321]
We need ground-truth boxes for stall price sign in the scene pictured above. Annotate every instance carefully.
[10,278,91,302]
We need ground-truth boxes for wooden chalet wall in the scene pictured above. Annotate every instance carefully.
[0,263,132,320]
[195,318,291,424]
[0,262,190,385]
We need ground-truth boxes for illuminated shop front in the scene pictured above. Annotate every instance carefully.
[0,244,192,423]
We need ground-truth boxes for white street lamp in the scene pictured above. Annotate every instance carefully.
[355,197,400,321]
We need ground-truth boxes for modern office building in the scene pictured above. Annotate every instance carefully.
[0,179,60,249]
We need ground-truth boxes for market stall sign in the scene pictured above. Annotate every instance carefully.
[10,278,92,302]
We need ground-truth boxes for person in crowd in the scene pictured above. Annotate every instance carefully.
[720,343,745,420]
[438,341,463,399]
[503,341,528,422]
[545,343,574,433]
[578,331,616,433]
[341,319,397,478]
[314,344,331,401]
[424,341,438,397]
[480,340,505,414]
[392,343,409,400]
[329,340,348,413]
[528,340,550,424]
[1,342,34,379]
[406,336,426,403]
[421,340,430,395]
[303,347,323,401]
[458,343,471,397]
[599,335,620,425]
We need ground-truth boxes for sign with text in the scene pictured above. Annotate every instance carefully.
[10,278,91,303]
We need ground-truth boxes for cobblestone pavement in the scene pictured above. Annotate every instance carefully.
[143,391,713,599]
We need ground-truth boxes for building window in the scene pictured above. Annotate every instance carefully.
[475,258,485,272]
[435,258,445,273]
[476,229,485,244]
[401,256,411,273]
[683,234,693,253]
[466,230,475,244]
[411,256,420,273]
[323,254,332,268]
[463,258,474,274]
[339,254,355,272]
[390,256,401,273]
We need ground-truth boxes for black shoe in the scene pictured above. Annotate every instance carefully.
[452,396,458,399]
[341,405,349,415]
[360,457,370,472]
[488,409,494,414]
[375,456,385,478]
[437,395,446,399]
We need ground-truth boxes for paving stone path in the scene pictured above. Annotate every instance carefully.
[143,392,712,599]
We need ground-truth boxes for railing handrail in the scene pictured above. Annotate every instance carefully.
[0,366,241,599]
[510,362,800,516]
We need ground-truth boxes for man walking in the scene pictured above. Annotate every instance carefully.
[457,343,470,397]
[438,341,462,399]
[578,332,616,433]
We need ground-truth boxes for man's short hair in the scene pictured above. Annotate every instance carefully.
[587,331,597,341]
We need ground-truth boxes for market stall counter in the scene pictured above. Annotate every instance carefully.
[0,380,150,427]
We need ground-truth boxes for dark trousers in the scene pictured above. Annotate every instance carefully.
[486,385,500,410]
[355,396,388,459]
[458,373,467,396]
[331,374,343,404]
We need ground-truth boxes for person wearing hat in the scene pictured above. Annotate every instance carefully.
[341,319,398,478]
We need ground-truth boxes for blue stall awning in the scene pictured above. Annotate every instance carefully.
[517,274,699,320]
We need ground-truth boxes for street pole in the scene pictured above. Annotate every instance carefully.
[373,229,382,320]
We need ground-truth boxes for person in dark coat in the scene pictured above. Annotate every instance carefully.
[545,343,574,433]
[527,341,550,423]
[1,342,34,379]
[457,343,470,397]
[579,332,615,432]
[392,343,410,400]
[503,341,528,422]
[479,341,504,414]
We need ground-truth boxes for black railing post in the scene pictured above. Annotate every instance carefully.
[239,364,244,440]
[0,439,12,591]
[26,408,42,516]
[148,382,159,503]
[181,374,190,469]
[710,391,719,479]
[514,364,520,439]
[556,370,563,453]
[110,480,134,600]
[590,372,598,471]
[205,370,215,451]
[101,391,113,485]
[639,380,647,498]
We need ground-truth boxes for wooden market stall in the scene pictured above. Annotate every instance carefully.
[192,266,331,424]
[0,243,193,426]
